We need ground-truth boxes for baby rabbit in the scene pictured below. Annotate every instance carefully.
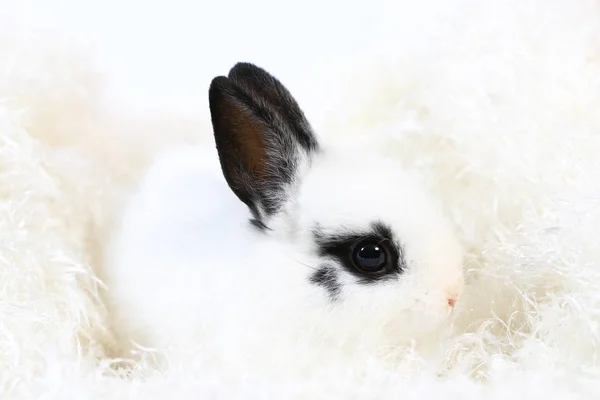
[103,62,464,372]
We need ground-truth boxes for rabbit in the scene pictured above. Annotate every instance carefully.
[102,62,465,373]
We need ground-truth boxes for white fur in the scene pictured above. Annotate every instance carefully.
[102,133,464,376]
[3,0,600,398]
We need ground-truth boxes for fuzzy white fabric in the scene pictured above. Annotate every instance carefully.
[2,0,600,398]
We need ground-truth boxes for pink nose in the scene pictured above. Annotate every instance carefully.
[447,293,459,308]
[446,276,464,310]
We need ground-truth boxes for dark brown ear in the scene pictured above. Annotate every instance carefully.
[208,71,318,221]
[227,62,319,153]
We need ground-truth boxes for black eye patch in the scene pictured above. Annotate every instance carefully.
[309,264,341,301]
[312,221,405,285]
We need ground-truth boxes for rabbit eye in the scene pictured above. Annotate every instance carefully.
[351,240,389,274]
[313,221,404,285]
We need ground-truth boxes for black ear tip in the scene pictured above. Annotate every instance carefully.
[208,76,233,102]
[230,61,257,71]
[228,62,269,81]
[209,75,230,92]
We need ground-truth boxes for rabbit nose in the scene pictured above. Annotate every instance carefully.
[446,277,463,312]
[447,294,458,308]
[446,292,460,315]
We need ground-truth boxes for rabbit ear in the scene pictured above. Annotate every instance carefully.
[227,62,319,154]
[209,65,319,221]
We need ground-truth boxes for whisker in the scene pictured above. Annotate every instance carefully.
[292,258,319,271]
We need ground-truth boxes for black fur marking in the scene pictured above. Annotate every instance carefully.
[249,218,270,232]
[227,62,320,154]
[208,62,319,223]
[313,221,405,285]
[309,265,341,300]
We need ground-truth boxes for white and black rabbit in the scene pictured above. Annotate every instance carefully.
[103,62,464,372]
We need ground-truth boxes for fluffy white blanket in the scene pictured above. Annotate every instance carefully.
[2,0,600,398]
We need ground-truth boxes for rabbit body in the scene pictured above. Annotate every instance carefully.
[102,63,464,373]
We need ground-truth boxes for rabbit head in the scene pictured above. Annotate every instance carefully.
[208,62,465,345]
